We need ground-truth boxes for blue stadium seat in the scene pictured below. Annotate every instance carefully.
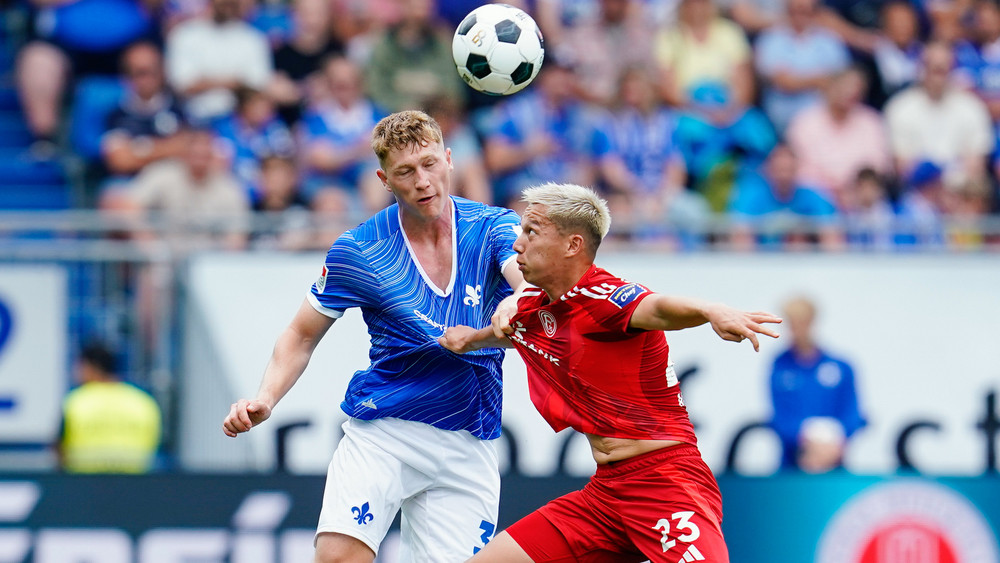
[0,148,66,184]
[0,112,33,148]
[0,184,72,209]
[69,76,125,161]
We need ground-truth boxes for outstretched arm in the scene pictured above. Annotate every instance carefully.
[223,298,336,437]
[439,325,514,354]
[629,294,781,351]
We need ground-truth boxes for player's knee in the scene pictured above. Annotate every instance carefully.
[313,532,375,563]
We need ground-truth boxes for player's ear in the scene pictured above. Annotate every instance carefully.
[375,169,390,191]
[565,233,585,258]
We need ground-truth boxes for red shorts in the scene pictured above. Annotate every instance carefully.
[507,443,729,563]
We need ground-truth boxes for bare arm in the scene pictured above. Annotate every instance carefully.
[222,298,336,436]
[629,294,782,351]
[440,259,529,353]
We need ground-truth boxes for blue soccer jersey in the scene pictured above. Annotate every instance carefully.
[308,196,520,439]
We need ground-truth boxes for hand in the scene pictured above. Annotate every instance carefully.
[438,325,483,354]
[223,399,272,437]
[491,294,520,338]
[707,306,782,352]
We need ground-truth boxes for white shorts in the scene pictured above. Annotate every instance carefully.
[316,417,500,561]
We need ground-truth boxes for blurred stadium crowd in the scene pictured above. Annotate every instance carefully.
[2,0,1000,251]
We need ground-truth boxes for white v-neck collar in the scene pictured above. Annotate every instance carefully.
[398,197,457,297]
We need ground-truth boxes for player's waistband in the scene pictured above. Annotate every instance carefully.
[595,442,701,479]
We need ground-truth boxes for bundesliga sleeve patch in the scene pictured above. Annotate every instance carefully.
[608,283,647,309]
[314,265,328,293]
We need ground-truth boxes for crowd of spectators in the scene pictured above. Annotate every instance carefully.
[10,0,1000,250]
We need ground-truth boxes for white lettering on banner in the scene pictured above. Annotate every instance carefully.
[36,529,132,563]
[0,488,317,563]
[181,253,1000,476]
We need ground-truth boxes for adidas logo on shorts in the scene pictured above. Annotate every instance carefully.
[677,544,705,562]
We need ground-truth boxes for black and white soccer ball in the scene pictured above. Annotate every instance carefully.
[452,4,545,96]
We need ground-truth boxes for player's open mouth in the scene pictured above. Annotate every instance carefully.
[418,195,435,204]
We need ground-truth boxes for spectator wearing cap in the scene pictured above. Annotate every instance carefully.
[885,41,994,190]
[59,342,162,474]
[895,160,947,247]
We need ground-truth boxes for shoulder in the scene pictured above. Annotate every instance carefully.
[346,204,400,242]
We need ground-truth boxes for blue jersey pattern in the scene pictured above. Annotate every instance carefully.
[308,197,520,439]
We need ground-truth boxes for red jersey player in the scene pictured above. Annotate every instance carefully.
[440,183,781,562]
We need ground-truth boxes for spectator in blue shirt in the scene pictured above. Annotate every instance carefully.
[769,296,866,473]
[298,55,388,214]
[482,58,611,208]
[729,144,843,250]
[213,86,295,202]
[755,0,851,133]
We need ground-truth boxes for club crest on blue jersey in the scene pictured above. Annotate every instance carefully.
[609,283,646,309]
[464,284,482,307]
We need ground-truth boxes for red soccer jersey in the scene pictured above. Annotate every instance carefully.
[508,265,698,444]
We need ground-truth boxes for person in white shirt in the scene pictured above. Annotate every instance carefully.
[165,0,274,121]
[884,41,994,189]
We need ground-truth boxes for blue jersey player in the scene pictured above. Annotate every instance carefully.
[223,111,526,562]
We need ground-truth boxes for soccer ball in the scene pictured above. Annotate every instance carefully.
[452,4,545,96]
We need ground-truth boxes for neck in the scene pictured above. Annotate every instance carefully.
[542,262,591,302]
[794,341,819,359]
[400,198,452,242]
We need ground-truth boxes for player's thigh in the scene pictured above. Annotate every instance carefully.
[315,420,429,558]
[505,506,644,563]
[400,436,501,560]
[467,531,533,563]
[621,456,729,562]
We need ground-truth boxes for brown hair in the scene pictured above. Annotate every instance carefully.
[370,110,444,168]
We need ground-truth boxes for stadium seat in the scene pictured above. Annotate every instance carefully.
[69,76,125,161]
[0,183,72,210]
[0,111,33,148]
[0,148,66,184]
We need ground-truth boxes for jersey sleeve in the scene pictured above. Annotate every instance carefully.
[580,274,654,335]
[486,208,521,274]
[308,232,379,318]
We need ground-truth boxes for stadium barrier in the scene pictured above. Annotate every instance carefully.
[0,473,996,562]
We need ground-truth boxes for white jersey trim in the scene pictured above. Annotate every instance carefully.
[398,197,457,298]
[500,253,518,275]
[307,292,345,319]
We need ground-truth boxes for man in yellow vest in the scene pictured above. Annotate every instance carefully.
[59,342,162,473]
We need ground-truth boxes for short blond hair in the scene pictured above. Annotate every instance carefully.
[521,183,611,253]
[371,110,444,168]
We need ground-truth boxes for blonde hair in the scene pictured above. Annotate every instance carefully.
[521,183,611,253]
[371,110,444,167]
